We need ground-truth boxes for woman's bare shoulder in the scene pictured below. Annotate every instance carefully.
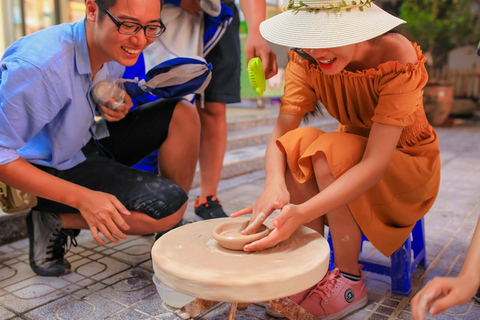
[379,33,418,65]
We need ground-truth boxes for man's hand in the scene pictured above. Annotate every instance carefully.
[244,33,277,80]
[99,93,133,122]
[76,190,131,245]
[180,0,202,16]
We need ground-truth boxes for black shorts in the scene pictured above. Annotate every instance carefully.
[33,99,188,220]
[203,1,241,103]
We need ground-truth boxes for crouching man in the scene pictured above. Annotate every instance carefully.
[0,0,199,276]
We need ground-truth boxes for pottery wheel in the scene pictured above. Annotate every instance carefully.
[151,218,330,302]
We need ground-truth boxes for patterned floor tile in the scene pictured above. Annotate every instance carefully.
[104,307,155,319]
[2,126,480,319]
[0,305,17,319]
[76,257,130,281]
[129,292,177,318]
[97,269,157,305]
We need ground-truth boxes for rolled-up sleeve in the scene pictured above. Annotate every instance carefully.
[0,59,59,165]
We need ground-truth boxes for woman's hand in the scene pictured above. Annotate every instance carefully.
[243,204,306,252]
[231,183,290,235]
[76,190,131,245]
[411,275,478,320]
[99,93,133,122]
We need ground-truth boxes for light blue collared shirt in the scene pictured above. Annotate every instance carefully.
[0,19,124,170]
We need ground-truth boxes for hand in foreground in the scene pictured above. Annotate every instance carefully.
[230,185,289,235]
[411,275,478,320]
[98,93,133,122]
[244,33,278,79]
[77,190,131,245]
[180,0,202,16]
[242,204,306,252]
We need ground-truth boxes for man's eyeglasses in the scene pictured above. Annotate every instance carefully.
[95,0,166,37]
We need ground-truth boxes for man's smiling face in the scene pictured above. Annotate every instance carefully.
[92,0,162,66]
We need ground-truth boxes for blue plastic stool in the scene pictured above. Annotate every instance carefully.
[327,218,427,296]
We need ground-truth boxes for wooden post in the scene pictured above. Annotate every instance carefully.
[228,302,238,320]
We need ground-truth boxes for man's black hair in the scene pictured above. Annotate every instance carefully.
[87,0,163,21]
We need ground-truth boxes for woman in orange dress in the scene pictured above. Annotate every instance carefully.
[232,0,441,319]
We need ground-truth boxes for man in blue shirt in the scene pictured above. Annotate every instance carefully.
[0,0,200,276]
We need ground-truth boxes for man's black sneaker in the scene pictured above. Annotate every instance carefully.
[26,210,79,277]
[194,195,228,220]
[474,286,480,303]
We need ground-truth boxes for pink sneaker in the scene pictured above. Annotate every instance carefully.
[265,284,317,317]
[290,284,317,304]
[300,268,368,320]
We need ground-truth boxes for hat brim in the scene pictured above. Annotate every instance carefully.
[260,4,406,49]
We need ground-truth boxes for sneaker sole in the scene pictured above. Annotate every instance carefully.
[321,294,368,320]
[194,213,230,221]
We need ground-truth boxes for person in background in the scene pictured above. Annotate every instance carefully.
[0,0,199,277]
[168,0,278,220]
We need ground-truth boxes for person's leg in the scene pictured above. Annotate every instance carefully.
[285,166,324,303]
[297,151,367,319]
[311,151,362,275]
[194,1,241,219]
[36,155,190,234]
[197,101,227,200]
[100,98,200,216]
[266,164,329,317]
[285,165,324,235]
[157,100,200,194]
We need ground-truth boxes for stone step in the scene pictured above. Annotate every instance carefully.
[226,115,338,151]
[192,116,339,188]
[226,113,278,132]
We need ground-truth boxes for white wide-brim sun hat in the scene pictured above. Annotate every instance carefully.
[260,0,406,49]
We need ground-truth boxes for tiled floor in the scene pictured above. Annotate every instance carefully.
[1,124,480,319]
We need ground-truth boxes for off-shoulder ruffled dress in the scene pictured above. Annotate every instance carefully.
[277,44,440,257]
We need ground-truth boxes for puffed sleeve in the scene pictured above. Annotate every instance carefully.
[372,56,428,127]
[280,51,318,115]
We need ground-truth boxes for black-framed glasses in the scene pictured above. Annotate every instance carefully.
[95,0,166,37]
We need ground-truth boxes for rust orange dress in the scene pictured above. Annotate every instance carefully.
[277,44,440,257]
